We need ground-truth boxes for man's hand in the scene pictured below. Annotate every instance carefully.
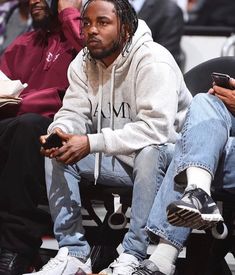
[58,0,82,12]
[40,128,66,157]
[50,133,90,165]
[209,78,235,115]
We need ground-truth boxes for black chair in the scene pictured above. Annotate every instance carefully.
[184,56,235,96]
[182,56,235,275]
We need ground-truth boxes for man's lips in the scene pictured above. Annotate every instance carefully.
[87,38,101,46]
[31,7,43,15]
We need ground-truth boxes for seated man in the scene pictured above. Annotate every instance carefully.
[133,80,235,275]
[0,0,83,274]
[37,0,192,274]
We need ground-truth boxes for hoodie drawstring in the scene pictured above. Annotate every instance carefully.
[110,65,116,130]
[94,65,116,184]
[94,69,103,184]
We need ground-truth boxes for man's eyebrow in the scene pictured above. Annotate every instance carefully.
[82,16,111,20]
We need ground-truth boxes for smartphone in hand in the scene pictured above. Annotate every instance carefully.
[42,133,63,149]
[211,72,231,89]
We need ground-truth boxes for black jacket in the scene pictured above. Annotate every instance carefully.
[138,0,184,67]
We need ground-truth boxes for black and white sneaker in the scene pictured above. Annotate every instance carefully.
[167,185,224,230]
[132,259,166,275]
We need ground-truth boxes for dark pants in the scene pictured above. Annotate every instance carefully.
[0,113,52,256]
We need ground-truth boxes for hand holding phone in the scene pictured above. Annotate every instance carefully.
[42,132,63,149]
[211,72,231,89]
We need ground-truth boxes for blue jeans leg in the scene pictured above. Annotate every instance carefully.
[45,145,173,261]
[146,160,191,251]
[45,157,90,261]
[174,93,232,187]
[122,144,175,260]
[213,136,235,193]
[45,154,134,261]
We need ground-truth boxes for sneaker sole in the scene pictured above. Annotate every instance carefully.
[167,204,223,230]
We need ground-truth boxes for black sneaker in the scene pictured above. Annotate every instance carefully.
[167,186,223,230]
[132,259,166,275]
[0,248,33,275]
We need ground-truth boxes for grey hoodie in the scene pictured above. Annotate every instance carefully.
[48,20,192,167]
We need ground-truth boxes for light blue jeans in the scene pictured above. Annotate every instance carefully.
[45,144,174,261]
[147,93,235,250]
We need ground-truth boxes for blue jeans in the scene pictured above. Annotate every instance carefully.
[147,93,235,250]
[45,144,174,261]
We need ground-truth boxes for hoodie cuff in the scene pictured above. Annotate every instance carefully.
[88,133,105,153]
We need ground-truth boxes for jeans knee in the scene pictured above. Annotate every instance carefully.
[193,93,212,107]
[133,145,169,182]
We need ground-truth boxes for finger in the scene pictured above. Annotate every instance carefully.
[40,134,48,144]
[214,94,229,104]
[55,129,71,140]
[230,78,235,89]
[213,85,231,96]
[208,88,214,94]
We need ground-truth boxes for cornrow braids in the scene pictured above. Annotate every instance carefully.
[82,0,138,56]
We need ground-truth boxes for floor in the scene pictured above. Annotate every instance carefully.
[40,204,235,274]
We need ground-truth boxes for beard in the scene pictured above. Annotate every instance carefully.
[88,39,123,60]
[32,15,51,30]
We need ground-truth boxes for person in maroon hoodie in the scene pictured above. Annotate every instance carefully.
[0,0,83,274]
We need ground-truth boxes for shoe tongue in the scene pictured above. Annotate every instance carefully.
[56,247,69,259]
[141,259,160,272]
[185,184,197,192]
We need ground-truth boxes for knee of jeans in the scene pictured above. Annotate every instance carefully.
[135,146,159,166]
[134,145,169,178]
[193,93,212,106]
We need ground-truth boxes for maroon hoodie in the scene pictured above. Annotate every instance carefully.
[0,7,83,119]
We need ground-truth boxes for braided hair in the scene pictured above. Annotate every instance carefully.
[82,0,138,55]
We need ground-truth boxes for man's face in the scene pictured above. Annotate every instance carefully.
[82,0,125,66]
[29,0,51,27]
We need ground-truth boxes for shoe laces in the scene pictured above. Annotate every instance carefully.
[183,186,204,209]
[133,266,152,275]
[39,256,67,271]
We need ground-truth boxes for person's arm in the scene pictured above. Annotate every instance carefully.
[47,53,93,136]
[58,0,84,52]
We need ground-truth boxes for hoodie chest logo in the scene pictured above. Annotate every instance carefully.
[93,102,131,119]
[46,52,60,63]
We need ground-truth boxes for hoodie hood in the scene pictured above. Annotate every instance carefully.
[105,19,153,71]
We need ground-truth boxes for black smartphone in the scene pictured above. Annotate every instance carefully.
[211,72,231,89]
[42,133,63,149]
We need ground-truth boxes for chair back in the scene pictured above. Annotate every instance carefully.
[184,56,235,96]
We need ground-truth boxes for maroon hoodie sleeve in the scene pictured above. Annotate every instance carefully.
[58,7,84,52]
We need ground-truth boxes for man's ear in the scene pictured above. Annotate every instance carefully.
[121,25,130,41]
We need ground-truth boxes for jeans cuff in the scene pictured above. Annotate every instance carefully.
[68,251,88,262]
[146,227,184,251]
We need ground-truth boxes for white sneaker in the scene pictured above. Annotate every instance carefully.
[99,253,139,275]
[23,247,92,275]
